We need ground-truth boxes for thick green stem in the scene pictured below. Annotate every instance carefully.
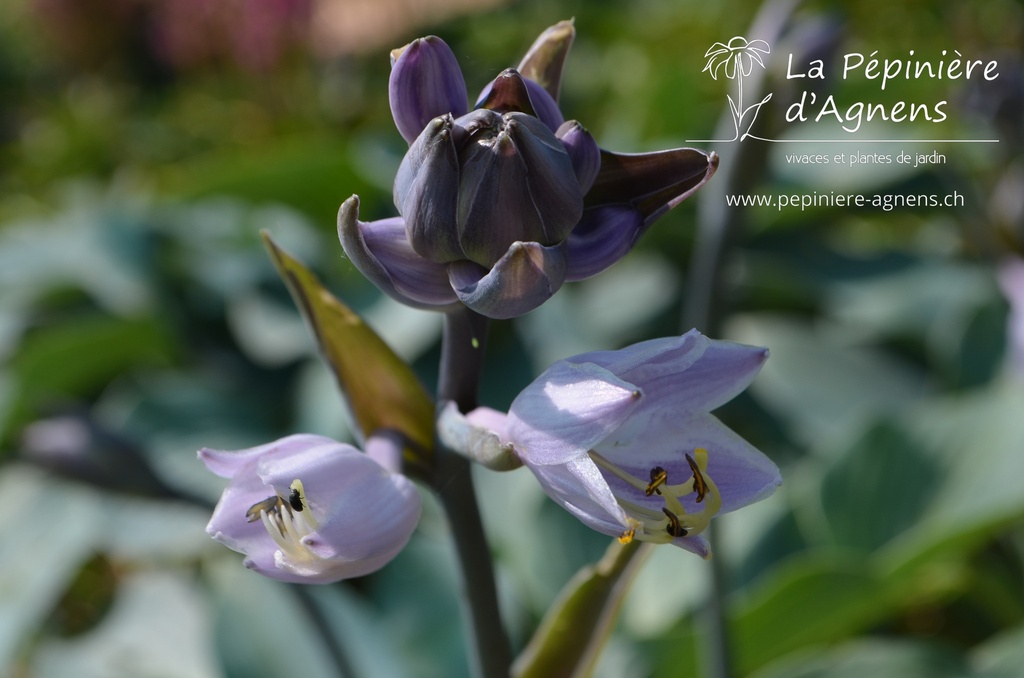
[432,308,511,678]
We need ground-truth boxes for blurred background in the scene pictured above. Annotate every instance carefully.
[1,0,1023,676]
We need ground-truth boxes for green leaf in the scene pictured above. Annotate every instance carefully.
[820,421,941,552]
[261,232,434,458]
[751,638,969,678]
[649,554,909,677]
[513,540,648,678]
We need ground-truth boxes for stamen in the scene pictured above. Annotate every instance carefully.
[686,452,708,504]
[662,508,688,537]
[645,466,668,496]
[617,527,635,544]
[588,450,649,493]
[246,495,284,523]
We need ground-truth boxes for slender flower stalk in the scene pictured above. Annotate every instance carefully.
[432,308,512,677]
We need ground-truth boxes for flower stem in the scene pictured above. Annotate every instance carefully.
[432,308,511,678]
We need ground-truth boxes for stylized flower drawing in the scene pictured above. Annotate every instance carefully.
[702,36,773,141]
[200,434,421,583]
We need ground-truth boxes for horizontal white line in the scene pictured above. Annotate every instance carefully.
[687,137,1000,143]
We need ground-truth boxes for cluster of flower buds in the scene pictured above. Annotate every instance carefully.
[340,20,718,319]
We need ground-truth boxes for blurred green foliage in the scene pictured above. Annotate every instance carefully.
[1,0,1022,676]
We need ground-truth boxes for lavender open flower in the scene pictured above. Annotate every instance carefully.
[455,330,779,557]
[199,434,420,583]
[999,256,1024,376]
[339,20,718,319]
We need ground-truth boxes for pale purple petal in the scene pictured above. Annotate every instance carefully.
[302,463,420,577]
[578,331,767,409]
[508,361,642,466]
[595,410,780,514]
[199,434,333,479]
[526,455,630,533]
[465,406,511,441]
[204,459,277,552]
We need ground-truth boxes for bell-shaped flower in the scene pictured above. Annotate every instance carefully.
[340,20,718,319]
[199,434,421,583]
[456,330,780,557]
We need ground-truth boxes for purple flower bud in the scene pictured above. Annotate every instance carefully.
[565,148,719,281]
[556,121,601,195]
[389,36,469,144]
[200,434,421,583]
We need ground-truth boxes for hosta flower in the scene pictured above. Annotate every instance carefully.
[340,20,718,319]
[200,434,420,583]
[457,330,780,557]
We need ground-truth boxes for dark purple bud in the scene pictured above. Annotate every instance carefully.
[393,114,465,263]
[448,241,567,318]
[517,19,576,102]
[389,36,469,144]
[455,110,583,267]
[338,195,461,311]
[476,68,537,116]
[586,148,719,224]
[557,121,601,194]
[564,205,643,281]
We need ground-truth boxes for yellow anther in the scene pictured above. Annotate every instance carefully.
[618,527,636,544]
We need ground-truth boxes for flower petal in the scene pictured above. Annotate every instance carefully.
[564,205,643,282]
[525,455,630,534]
[557,120,601,195]
[476,68,537,117]
[337,195,461,311]
[394,115,465,263]
[586,148,719,225]
[524,77,565,132]
[516,19,575,102]
[508,360,642,465]
[448,241,567,319]
[389,36,469,144]
[300,458,421,579]
[456,112,582,266]
[594,410,780,515]
[199,434,335,479]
